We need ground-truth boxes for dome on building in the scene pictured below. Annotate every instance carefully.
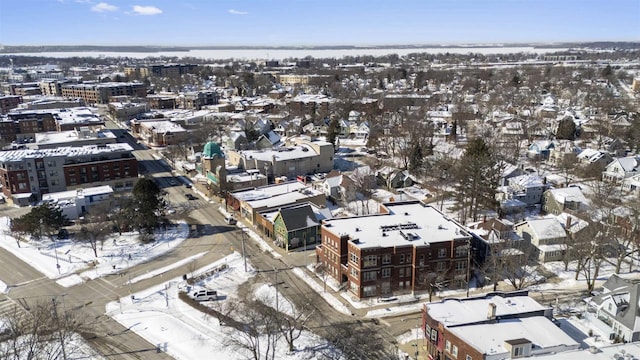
[203,141,223,158]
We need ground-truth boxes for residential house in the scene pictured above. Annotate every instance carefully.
[255,130,281,149]
[467,218,524,268]
[588,274,640,342]
[422,291,579,360]
[514,218,567,262]
[576,148,613,168]
[527,140,555,160]
[502,174,546,206]
[270,202,329,251]
[542,187,590,215]
[603,156,640,183]
[376,167,417,189]
[321,172,355,202]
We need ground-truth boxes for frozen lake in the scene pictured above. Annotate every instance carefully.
[3,47,568,60]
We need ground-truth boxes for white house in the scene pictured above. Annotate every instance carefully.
[603,156,640,183]
[42,185,114,220]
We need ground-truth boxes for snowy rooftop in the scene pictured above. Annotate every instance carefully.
[0,143,133,162]
[238,143,319,162]
[55,107,103,125]
[232,181,307,201]
[138,120,187,134]
[42,185,113,202]
[244,188,323,210]
[509,174,544,188]
[521,218,567,240]
[547,187,589,206]
[34,129,116,146]
[536,341,640,359]
[449,317,579,356]
[426,294,549,327]
[323,202,470,249]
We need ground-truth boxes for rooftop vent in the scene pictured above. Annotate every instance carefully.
[355,227,361,232]
[404,212,409,216]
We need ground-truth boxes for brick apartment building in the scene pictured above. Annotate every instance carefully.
[0,95,22,114]
[315,201,473,299]
[124,64,198,78]
[2,108,104,142]
[61,82,146,104]
[0,143,138,205]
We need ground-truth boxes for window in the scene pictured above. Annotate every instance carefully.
[350,268,358,277]
[363,285,376,297]
[514,346,523,357]
[18,183,27,190]
[445,340,451,353]
[431,329,437,342]
[466,356,472,360]
[452,345,458,358]
[419,255,425,266]
[363,271,376,281]
[382,268,391,278]
[363,255,377,267]
[350,253,359,264]
[16,173,25,180]
[382,254,391,264]
[406,254,411,263]
[437,262,446,271]
[399,254,405,264]
[455,246,467,257]
[399,268,404,278]
[456,261,466,271]
[438,248,446,258]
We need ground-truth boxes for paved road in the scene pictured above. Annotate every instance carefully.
[0,117,399,359]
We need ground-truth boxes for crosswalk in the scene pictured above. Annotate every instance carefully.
[0,295,31,320]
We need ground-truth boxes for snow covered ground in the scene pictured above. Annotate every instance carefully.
[0,217,188,284]
[106,252,341,360]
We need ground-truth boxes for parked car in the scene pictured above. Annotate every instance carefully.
[191,290,218,302]
[224,216,237,225]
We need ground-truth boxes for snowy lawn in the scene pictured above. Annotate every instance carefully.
[0,217,188,283]
[107,252,341,360]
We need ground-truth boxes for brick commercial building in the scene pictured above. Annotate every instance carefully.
[2,107,105,142]
[61,82,146,104]
[0,143,137,206]
[315,201,473,299]
[422,291,579,360]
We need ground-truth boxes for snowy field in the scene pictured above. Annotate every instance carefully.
[0,217,188,285]
[107,252,342,360]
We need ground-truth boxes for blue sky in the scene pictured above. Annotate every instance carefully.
[1,0,638,46]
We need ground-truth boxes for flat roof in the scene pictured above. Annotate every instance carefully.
[34,129,116,146]
[323,202,470,249]
[0,143,133,162]
[426,294,549,327]
[449,317,579,356]
[232,181,307,201]
[42,185,113,202]
[238,143,319,162]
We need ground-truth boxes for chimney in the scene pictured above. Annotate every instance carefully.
[487,303,497,320]
[565,216,572,230]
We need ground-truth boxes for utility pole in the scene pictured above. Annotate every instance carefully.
[241,229,247,272]
[466,239,471,298]
[274,266,279,312]
[51,297,68,360]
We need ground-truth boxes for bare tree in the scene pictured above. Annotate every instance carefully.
[501,245,539,290]
[77,204,111,257]
[0,299,86,360]
[224,299,280,360]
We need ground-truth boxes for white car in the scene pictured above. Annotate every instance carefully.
[191,290,218,302]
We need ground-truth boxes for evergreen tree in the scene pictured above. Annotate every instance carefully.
[12,203,67,242]
[452,138,500,224]
[408,141,424,175]
[556,118,577,140]
[131,178,166,234]
[327,118,340,150]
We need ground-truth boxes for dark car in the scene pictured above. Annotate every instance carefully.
[185,193,197,200]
